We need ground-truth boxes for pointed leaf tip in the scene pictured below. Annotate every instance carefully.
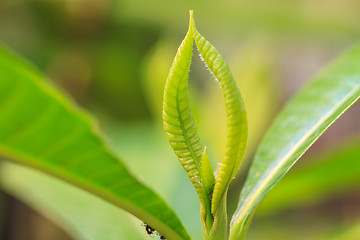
[200,147,215,196]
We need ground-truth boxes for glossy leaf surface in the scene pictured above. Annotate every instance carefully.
[230,44,360,239]
[0,46,190,240]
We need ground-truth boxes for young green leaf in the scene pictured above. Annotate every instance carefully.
[199,146,216,237]
[200,147,215,198]
[162,12,216,235]
[163,12,247,237]
[193,26,248,215]
[230,44,360,240]
[162,11,202,205]
[0,45,190,240]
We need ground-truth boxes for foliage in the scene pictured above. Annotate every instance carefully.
[0,9,359,240]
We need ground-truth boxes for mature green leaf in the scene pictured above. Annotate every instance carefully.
[0,162,145,240]
[258,138,360,215]
[193,23,247,215]
[230,44,360,239]
[0,45,190,240]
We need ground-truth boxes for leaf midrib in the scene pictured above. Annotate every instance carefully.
[176,82,201,171]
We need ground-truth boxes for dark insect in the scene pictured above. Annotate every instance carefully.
[143,223,155,235]
[142,222,166,239]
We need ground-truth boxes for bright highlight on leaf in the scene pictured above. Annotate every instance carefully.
[162,10,248,236]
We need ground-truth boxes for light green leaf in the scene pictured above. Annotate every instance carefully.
[200,147,215,199]
[208,194,228,240]
[162,10,202,205]
[0,45,190,240]
[230,44,360,239]
[162,11,214,233]
[199,147,215,237]
[193,24,247,215]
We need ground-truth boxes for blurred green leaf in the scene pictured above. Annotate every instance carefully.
[228,40,279,156]
[0,45,190,240]
[0,162,145,240]
[230,43,360,239]
[141,39,175,121]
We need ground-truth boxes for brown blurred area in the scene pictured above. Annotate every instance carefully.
[0,194,72,240]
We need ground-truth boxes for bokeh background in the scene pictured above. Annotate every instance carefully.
[0,0,359,239]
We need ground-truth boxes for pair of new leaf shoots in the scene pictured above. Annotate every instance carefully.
[162,11,247,239]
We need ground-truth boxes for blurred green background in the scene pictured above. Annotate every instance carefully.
[0,0,359,239]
